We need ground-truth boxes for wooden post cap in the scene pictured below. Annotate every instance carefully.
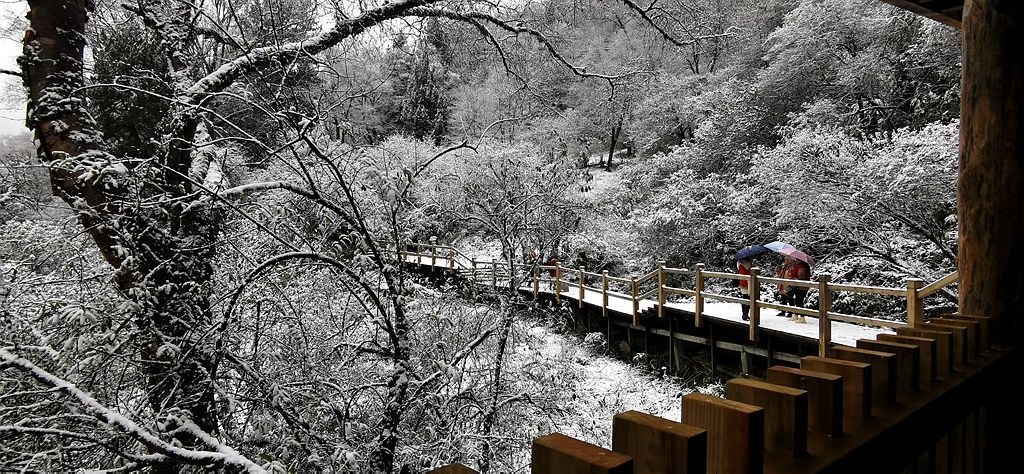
[682,393,765,474]
[613,410,707,473]
[725,378,809,457]
[532,433,632,474]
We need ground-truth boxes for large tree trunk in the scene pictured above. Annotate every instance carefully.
[960,2,1024,471]
[959,0,1024,346]
[24,0,220,448]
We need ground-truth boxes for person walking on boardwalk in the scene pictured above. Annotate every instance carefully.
[737,258,752,321]
[547,256,562,292]
[777,256,811,322]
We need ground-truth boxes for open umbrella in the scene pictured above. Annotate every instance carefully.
[764,241,815,266]
[735,244,770,261]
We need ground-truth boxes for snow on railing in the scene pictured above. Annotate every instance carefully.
[396,242,959,356]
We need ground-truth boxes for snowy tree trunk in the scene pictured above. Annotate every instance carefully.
[959,0,1024,347]
[24,0,220,452]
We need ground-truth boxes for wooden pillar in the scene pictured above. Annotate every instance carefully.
[472,258,477,282]
[555,264,562,304]
[601,271,609,319]
[695,263,705,327]
[906,278,924,328]
[818,274,832,357]
[533,266,539,299]
[491,259,497,289]
[630,276,639,326]
[960,0,1024,346]
[658,260,666,319]
[579,267,586,308]
[748,267,760,342]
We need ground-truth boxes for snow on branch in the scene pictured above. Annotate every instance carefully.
[186,0,438,100]
[0,348,266,473]
[406,7,631,83]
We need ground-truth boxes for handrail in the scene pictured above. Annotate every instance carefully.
[758,275,817,289]
[397,240,957,351]
[827,282,905,297]
[918,270,958,297]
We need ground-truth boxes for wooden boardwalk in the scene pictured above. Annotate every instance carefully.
[399,243,956,353]
[406,243,1007,474]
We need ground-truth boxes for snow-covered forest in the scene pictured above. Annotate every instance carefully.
[1,0,960,471]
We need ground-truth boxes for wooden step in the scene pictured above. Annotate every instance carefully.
[800,356,871,421]
[612,410,707,473]
[895,327,954,375]
[828,345,898,408]
[725,378,809,457]
[877,334,938,382]
[681,393,765,474]
[857,339,920,394]
[767,365,843,437]
[531,433,632,474]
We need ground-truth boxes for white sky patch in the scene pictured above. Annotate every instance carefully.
[0,2,27,136]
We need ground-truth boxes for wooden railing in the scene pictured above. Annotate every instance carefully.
[397,242,959,358]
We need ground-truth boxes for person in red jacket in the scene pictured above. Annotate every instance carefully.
[777,256,811,321]
[737,258,752,321]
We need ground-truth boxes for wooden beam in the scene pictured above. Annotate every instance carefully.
[877,334,938,382]
[531,433,632,474]
[931,317,982,357]
[800,356,872,422]
[857,339,921,394]
[768,366,843,438]
[944,314,991,351]
[429,464,479,474]
[681,393,765,474]
[878,0,962,28]
[612,410,707,473]
[896,327,954,376]
[924,322,968,368]
[726,378,809,457]
[829,346,898,408]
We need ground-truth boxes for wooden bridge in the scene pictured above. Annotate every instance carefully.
[399,242,1009,473]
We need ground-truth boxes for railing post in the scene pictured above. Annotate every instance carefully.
[749,267,760,342]
[491,258,497,289]
[471,258,477,282]
[555,263,562,304]
[818,274,832,357]
[579,267,586,308]
[431,245,437,269]
[906,277,925,328]
[448,248,455,270]
[417,244,422,265]
[658,261,666,319]
[533,266,540,300]
[401,242,407,261]
[695,263,705,328]
[602,271,609,319]
[631,276,639,327]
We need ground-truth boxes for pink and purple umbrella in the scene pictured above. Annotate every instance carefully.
[764,241,815,266]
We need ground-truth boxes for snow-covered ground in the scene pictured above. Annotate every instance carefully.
[509,320,720,466]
